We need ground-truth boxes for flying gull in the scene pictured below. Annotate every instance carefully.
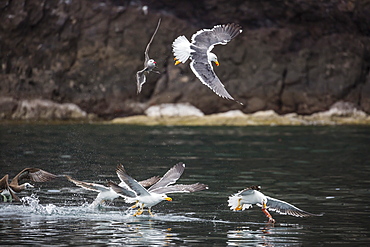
[0,168,57,202]
[66,173,160,208]
[228,185,323,223]
[109,162,208,216]
[172,23,243,104]
[136,18,161,94]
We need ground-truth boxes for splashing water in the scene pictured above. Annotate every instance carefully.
[21,194,60,215]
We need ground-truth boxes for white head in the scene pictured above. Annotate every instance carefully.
[160,194,172,202]
[22,183,34,189]
[143,193,172,208]
[208,52,219,66]
[147,59,157,67]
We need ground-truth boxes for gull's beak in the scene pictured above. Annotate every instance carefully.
[214,61,220,66]
[174,60,181,65]
[165,197,172,201]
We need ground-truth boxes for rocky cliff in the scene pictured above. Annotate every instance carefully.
[1,0,369,120]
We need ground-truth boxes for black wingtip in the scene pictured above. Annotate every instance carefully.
[224,23,243,39]
[107,181,118,187]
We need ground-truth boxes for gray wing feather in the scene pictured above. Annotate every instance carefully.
[136,68,147,94]
[116,165,151,196]
[108,181,137,198]
[150,183,208,194]
[138,176,161,187]
[191,23,242,50]
[189,59,234,100]
[144,18,161,64]
[148,162,185,192]
[238,188,256,196]
[16,168,57,183]
[66,175,110,193]
[266,196,324,217]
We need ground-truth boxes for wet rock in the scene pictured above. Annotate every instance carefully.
[111,101,370,126]
[145,103,204,117]
[0,97,95,120]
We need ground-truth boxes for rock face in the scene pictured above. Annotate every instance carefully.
[0,0,369,120]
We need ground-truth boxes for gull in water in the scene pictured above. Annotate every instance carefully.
[228,185,323,223]
[66,173,160,208]
[109,162,208,216]
[136,18,161,94]
[172,23,243,104]
[0,168,57,202]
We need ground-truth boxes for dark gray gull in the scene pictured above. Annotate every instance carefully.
[136,18,161,94]
[66,174,159,208]
[0,168,57,202]
[228,185,324,223]
[109,162,208,216]
[172,23,242,104]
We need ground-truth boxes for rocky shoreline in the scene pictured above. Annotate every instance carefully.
[110,102,370,126]
[1,97,369,126]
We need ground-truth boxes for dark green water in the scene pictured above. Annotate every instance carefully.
[1,124,369,246]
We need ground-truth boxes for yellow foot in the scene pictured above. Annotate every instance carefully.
[174,60,181,65]
[148,208,155,217]
[133,209,143,216]
[130,201,139,209]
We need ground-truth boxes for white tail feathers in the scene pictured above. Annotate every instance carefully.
[172,35,192,63]
[228,194,252,211]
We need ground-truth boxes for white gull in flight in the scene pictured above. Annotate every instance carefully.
[136,18,161,94]
[66,173,159,208]
[228,185,324,223]
[172,23,243,104]
[109,162,208,216]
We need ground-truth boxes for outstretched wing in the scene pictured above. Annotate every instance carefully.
[191,23,242,50]
[144,18,161,64]
[108,181,137,198]
[150,183,208,194]
[189,57,235,100]
[136,69,147,94]
[238,186,261,196]
[0,175,9,191]
[66,175,110,193]
[11,168,57,186]
[0,175,20,202]
[148,162,185,192]
[266,196,324,217]
[188,23,242,101]
[115,164,151,196]
[138,176,161,188]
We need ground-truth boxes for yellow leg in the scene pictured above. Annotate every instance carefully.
[130,201,139,209]
[148,208,155,217]
[262,202,275,223]
[133,208,143,216]
[174,60,181,65]
[235,198,243,211]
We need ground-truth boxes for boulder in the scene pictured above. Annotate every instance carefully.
[145,103,204,117]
